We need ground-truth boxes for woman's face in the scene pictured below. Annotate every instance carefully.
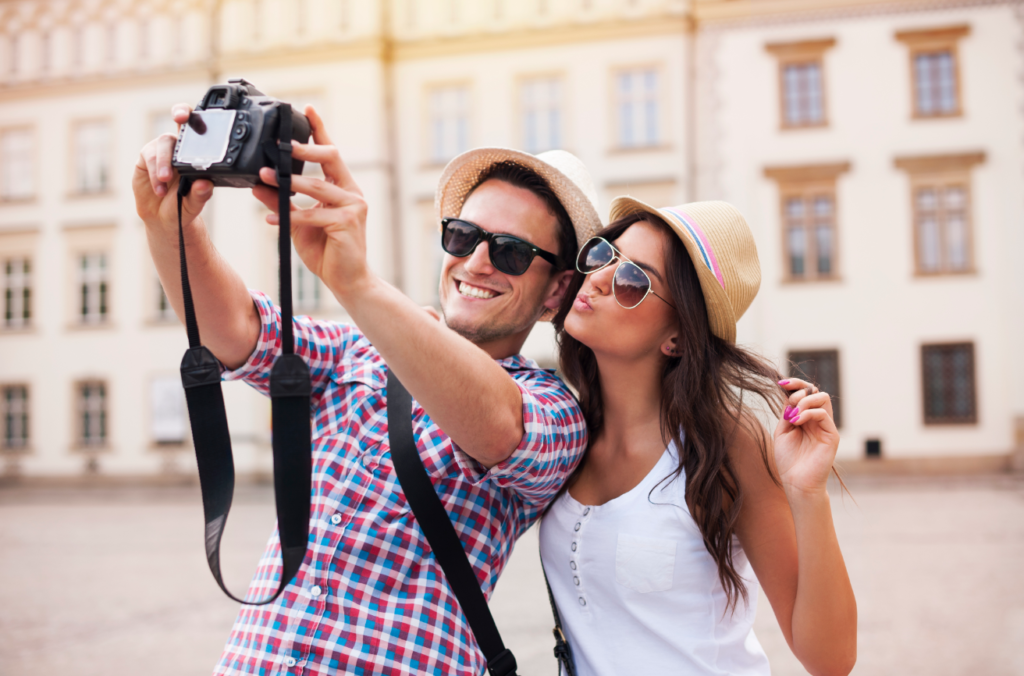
[564,220,679,361]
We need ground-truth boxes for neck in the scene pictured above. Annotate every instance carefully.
[592,350,666,451]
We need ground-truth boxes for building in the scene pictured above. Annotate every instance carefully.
[0,0,1021,479]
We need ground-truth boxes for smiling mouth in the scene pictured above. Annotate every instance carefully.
[457,280,501,300]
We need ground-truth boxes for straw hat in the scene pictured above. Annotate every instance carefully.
[609,197,761,343]
[435,148,602,249]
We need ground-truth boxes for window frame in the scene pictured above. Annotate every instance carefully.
[2,255,32,330]
[765,38,835,130]
[895,25,970,120]
[69,117,114,198]
[786,349,842,428]
[1,382,31,453]
[920,342,977,425]
[517,72,566,155]
[74,379,110,450]
[0,125,36,203]
[609,63,667,152]
[764,162,850,283]
[894,152,984,276]
[423,81,472,168]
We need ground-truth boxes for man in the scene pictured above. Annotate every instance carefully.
[133,104,602,675]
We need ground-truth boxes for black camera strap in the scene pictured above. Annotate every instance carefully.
[385,369,518,676]
[176,104,312,605]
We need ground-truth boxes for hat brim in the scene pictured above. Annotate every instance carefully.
[609,196,738,343]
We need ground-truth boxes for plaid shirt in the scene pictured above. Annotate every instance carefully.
[213,291,587,676]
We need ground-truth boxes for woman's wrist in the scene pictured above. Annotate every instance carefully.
[782,481,832,511]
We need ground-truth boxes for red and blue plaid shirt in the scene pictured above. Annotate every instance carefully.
[213,291,587,676]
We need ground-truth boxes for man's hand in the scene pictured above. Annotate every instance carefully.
[132,104,214,233]
[251,106,371,302]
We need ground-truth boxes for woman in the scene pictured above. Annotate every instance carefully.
[540,198,857,676]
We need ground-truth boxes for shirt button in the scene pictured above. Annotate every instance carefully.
[570,561,577,570]
[330,513,342,525]
[285,657,297,667]
[571,542,577,552]
[574,522,581,532]
[573,576,580,586]
[310,585,322,598]
[578,596,586,606]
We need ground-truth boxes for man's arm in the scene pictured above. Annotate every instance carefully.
[252,109,528,468]
[133,105,260,370]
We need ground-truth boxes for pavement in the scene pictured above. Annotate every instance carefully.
[1,473,1023,675]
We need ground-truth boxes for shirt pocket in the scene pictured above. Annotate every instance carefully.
[615,533,676,594]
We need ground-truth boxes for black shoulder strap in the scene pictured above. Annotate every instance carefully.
[177,104,312,605]
[385,369,518,676]
[542,559,576,676]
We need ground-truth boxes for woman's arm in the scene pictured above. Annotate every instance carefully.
[730,380,857,676]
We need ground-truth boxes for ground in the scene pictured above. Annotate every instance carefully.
[1,473,1022,675]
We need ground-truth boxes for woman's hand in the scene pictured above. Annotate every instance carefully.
[773,378,840,498]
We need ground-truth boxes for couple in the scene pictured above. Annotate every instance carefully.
[134,104,856,676]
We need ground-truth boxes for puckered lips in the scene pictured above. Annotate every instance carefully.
[572,292,594,312]
[455,279,504,301]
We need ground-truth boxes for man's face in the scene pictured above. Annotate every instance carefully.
[439,179,570,352]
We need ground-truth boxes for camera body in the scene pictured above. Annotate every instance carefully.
[172,79,311,188]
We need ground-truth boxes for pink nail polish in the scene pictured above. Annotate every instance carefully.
[778,380,790,386]
[783,405,793,419]
[790,411,801,424]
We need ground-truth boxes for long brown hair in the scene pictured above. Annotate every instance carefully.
[553,213,786,612]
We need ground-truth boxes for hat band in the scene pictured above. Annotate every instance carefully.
[662,206,726,290]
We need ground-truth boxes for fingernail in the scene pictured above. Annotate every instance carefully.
[155,184,166,196]
[790,412,800,424]
[783,405,793,419]
[778,380,790,386]
[158,167,170,181]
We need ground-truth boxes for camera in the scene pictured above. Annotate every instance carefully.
[172,78,311,188]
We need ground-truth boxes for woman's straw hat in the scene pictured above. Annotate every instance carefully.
[436,148,603,249]
[609,197,761,343]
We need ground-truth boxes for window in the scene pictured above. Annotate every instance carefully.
[77,381,108,446]
[73,120,111,194]
[766,39,835,129]
[293,250,321,312]
[764,162,850,281]
[521,76,563,153]
[151,377,186,444]
[2,385,29,450]
[922,343,976,424]
[78,253,108,324]
[155,279,176,322]
[3,257,31,329]
[615,67,660,148]
[895,152,984,275]
[896,25,969,118]
[788,350,842,428]
[428,85,469,164]
[1,128,34,201]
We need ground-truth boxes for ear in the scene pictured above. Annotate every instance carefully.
[660,333,681,358]
[542,269,576,312]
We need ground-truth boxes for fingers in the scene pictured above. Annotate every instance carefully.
[301,109,363,196]
[778,378,820,406]
[251,184,299,214]
[258,167,362,208]
[171,103,193,126]
[783,391,835,427]
[154,134,177,194]
[266,206,358,229]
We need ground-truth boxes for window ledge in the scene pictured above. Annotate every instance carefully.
[66,320,116,332]
[911,111,963,121]
[780,276,843,285]
[144,317,181,328]
[1,446,33,455]
[913,269,977,278]
[0,326,37,335]
[780,121,829,131]
[923,419,978,426]
[66,190,116,201]
[0,196,37,206]
[72,444,112,453]
[608,143,673,155]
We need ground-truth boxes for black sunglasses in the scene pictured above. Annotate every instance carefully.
[441,218,561,276]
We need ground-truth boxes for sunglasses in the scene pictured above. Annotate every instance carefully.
[441,218,561,276]
[576,237,675,309]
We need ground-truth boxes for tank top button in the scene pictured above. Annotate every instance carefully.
[571,542,577,552]
[578,597,586,606]
[573,576,580,586]
[583,507,590,516]
[574,522,581,532]
[570,561,577,570]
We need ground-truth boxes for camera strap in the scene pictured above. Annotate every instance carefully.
[176,104,312,605]
[385,369,518,676]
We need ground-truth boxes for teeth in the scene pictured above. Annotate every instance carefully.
[458,281,497,300]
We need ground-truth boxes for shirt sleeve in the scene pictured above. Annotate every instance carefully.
[453,370,588,506]
[221,290,360,402]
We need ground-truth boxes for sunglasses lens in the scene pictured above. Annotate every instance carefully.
[442,220,480,257]
[490,236,535,276]
[613,262,652,309]
[577,238,614,273]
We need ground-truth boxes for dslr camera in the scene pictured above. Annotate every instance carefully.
[172,78,311,188]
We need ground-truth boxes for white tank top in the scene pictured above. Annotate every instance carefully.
[539,441,770,676]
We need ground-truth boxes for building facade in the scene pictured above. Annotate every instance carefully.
[0,0,1021,478]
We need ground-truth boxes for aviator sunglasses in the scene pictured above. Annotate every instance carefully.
[576,237,675,309]
[441,218,561,276]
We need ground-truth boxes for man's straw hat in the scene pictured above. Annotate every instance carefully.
[609,197,761,344]
[436,148,603,249]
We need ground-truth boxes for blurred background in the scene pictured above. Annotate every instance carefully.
[0,0,1022,674]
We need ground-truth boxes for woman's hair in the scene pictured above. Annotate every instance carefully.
[553,212,787,612]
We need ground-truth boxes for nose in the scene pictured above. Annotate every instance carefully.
[462,239,496,276]
[586,261,616,297]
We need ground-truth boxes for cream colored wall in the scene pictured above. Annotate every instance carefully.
[705,4,1024,459]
